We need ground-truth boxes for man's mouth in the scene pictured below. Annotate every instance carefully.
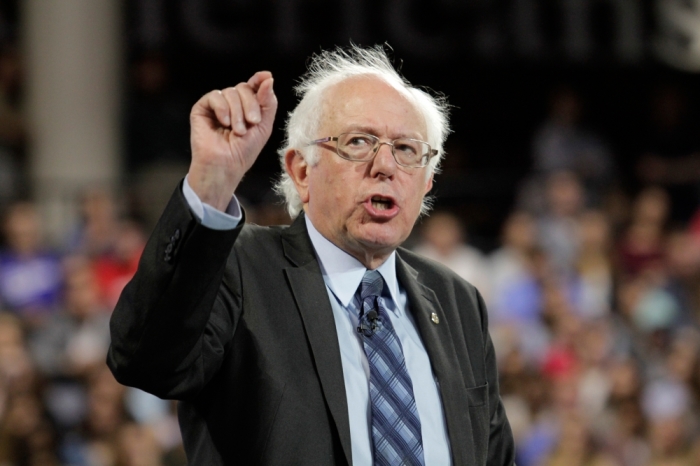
[364,195,399,219]
[371,196,394,211]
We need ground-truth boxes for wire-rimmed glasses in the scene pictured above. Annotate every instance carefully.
[309,132,437,168]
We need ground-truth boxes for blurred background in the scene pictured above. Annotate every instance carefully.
[0,0,700,464]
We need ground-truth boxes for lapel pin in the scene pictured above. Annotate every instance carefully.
[431,312,439,324]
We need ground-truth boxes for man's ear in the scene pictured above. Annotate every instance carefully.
[284,149,310,203]
[424,172,434,195]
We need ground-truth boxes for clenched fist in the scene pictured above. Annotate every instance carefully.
[188,71,278,211]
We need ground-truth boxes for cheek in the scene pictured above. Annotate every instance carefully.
[405,186,426,213]
[308,170,353,214]
[328,170,361,205]
[326,180,350,208]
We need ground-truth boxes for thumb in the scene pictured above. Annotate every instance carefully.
[256,78,277,135]
[257,78,277,113]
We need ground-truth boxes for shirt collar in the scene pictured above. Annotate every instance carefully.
[305,215,400,309]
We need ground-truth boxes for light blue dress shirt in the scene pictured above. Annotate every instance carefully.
[182,177,451,465]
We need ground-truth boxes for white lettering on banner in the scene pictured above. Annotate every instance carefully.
[560,0,642,62]
[126,0,699,71]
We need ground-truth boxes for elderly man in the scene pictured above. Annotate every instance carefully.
[108,46,514,465]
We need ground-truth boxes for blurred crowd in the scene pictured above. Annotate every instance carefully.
[0,39,184,465]
[1,40,700,465]
[416,182,700,466]
[0,191,185,465]
[413,86,700,466]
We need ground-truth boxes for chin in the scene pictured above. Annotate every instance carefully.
[355,227,405,251]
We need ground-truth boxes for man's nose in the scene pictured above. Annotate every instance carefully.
[370,142,398,177]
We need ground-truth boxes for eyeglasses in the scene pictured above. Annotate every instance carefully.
[309,132,437,168]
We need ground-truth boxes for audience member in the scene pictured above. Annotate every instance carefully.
[572,210,614,319]
[520,87,614,214]
[489,211,541,322]
[537,171,586,277]
[0,201,62,329]
[113,422,164,466]
[30,258,110,379]
[92,220,145,310]
[532,87,614,192]
[617,187,669,278]
[66,187,120,258]
[636,85,700,223]
[412,210,490,299]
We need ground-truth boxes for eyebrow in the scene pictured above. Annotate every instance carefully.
[341,125,423,141]
[343,125,380,137]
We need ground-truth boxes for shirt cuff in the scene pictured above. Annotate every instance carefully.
[182,176,242,230]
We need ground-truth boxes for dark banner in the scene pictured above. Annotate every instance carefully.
[126,0,700,71]
[120,0,700,234]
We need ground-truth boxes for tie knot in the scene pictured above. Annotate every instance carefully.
[360,270,384,301]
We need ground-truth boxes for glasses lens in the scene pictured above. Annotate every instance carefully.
[393,138,430,167]
[337,133,376,161]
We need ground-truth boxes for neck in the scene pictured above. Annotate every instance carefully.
[353,249,392,270]
[303,213,394,270]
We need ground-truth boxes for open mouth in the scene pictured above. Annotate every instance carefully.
[371,196,394,211]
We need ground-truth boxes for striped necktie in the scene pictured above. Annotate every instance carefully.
[357,270,425,466]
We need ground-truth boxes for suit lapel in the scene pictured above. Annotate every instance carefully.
[395,253,475,465]
[279,216,477,465]
[281,215,353,466]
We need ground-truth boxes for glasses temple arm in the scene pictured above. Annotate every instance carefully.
[309,136,337,145]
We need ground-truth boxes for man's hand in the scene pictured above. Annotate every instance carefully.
[188,71,277,211]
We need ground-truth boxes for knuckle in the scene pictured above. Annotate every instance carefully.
[221,87,237,98]
[235,83,253,94]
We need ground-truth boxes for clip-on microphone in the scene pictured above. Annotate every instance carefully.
[358,309,380,336]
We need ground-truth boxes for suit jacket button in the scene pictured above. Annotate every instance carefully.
[431,312,439,324]
[165,243,173,254]
[173,229,180,240]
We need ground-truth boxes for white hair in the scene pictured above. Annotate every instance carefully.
[275,44,450,218]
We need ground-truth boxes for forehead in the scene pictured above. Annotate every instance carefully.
[318,76,427,139]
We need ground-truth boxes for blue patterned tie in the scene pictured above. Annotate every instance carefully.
[357,270,425,466]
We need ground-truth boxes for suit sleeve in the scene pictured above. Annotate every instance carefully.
[477,290,516,466]
[107,183,243,400]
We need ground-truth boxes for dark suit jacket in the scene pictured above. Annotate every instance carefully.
[108,185,514,465]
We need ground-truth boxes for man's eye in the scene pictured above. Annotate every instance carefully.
[348,137,371,146]
[395,143,418,156]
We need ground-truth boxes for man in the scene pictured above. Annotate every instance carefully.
[108,45,514,465]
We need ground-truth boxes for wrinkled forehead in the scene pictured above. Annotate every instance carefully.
[317,75,428,138]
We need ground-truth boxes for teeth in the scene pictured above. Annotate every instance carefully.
[372,200,390,210]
